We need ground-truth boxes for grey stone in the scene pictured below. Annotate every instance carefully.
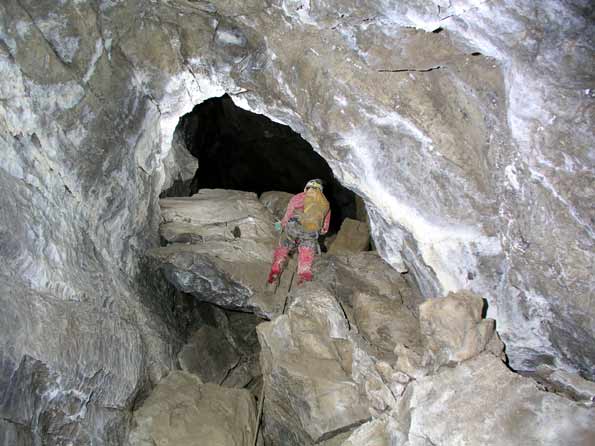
[419,291,496,364]
[329,252,423,309]
[160,125,199,196]
[127,371,257,446]
[396,291,499,377]
[160,189,277,244]
[394,354,595,446]
[1,0,594,441]
[148,188,290,317]
[259,190,294,221]
[340,415,391,446]
[146,239,286,317]
[352,291,420,359]
[535,364,595,407]
[257,280,400,445]
[328,218,370,255]
[0,273,173,446]
[178,325,240,384]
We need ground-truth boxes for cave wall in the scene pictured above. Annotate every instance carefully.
[0,0,593,443]
[156,0,594,375]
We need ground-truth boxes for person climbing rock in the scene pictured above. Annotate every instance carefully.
[268,179,331,285]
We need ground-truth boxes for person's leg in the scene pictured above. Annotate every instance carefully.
[268,223,299,284]
[297,244,315,284]
[268,244,290,283]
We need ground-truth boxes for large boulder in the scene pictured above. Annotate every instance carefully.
[352,291,420,360]
[396,291,504,377]
[419,291,499,362]
[393,354,595,446]
[147,189,289,317]
[321,252,423,360]
[127,371,257,446]
[257,279,401,445]
[328,218,370,255]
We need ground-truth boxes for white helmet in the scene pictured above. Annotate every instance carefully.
[305,179,323,191]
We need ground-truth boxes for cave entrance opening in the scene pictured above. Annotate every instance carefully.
[168,94,364,236]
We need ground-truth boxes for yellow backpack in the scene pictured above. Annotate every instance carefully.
[300,188,330,232]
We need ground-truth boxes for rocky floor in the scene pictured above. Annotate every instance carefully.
[133,189,595,446]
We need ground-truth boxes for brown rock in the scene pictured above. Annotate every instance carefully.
[127,371,257,446]
[328,218,370,255]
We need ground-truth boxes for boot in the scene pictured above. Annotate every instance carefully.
[268,246,289,283]
[297,246,315,285]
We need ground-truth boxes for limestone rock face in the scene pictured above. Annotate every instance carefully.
[394,355,595,446]
[535,364,595,407]
[338,416,392,446]
[160,189,276,244]
[127,371,256,446]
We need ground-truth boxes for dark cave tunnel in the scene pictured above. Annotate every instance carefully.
[170,94,362,235]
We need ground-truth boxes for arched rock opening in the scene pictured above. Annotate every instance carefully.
[167,94,362,235]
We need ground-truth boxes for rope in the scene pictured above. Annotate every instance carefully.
[252,375,265,446]
[253,255,295,445]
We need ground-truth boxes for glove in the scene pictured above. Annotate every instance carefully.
[274,221,282,232]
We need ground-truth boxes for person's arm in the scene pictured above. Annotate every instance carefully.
[321,209,331,235]
[281,194,300,228]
